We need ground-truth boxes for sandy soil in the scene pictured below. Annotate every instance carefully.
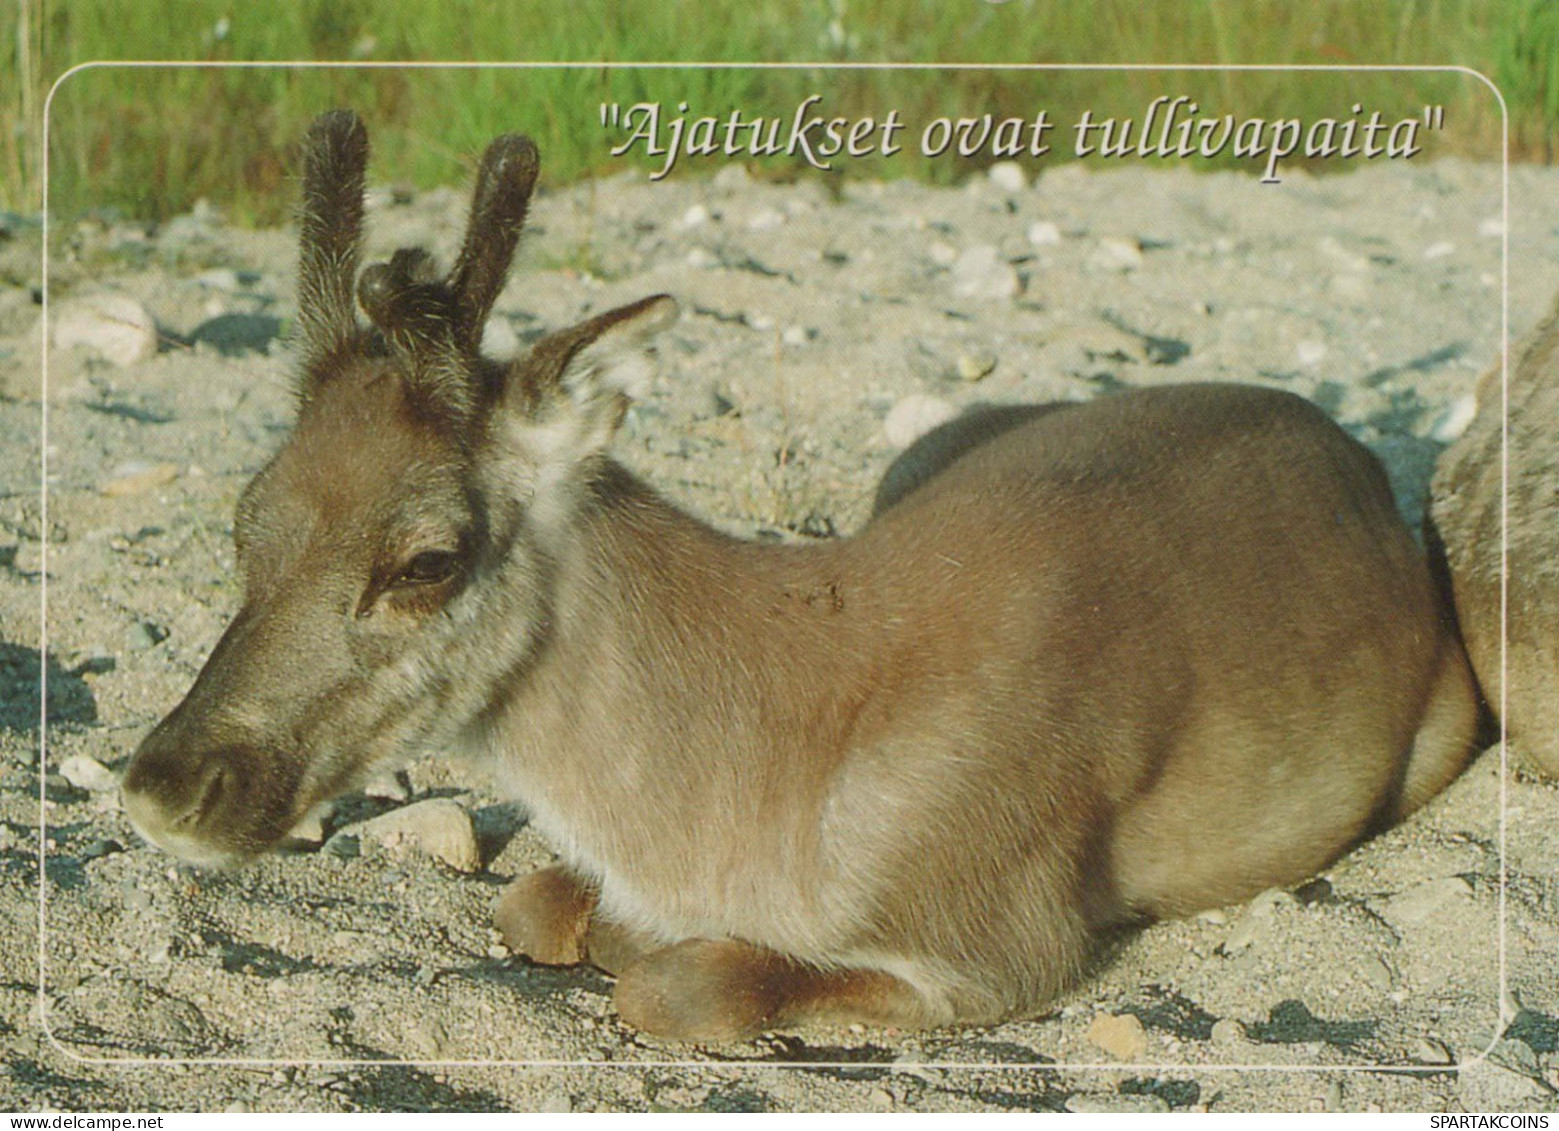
[2,155,1558,1113]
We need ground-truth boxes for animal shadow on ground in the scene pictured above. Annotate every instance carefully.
[0,641,99,732]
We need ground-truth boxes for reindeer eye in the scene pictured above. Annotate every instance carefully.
[395,549,460,587]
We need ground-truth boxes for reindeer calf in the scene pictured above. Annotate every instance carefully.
[122,112,1480,1041]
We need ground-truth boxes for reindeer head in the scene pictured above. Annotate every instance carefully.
[120,111,676,866]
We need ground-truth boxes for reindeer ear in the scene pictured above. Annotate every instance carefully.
[296,110,369,389]
[555,295,679,406]
[503,295,679,460]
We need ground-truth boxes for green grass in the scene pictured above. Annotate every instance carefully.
[3,0,1555,226]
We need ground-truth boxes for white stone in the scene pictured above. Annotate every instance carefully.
[1088,236,1144,273]
[51,293,158,367]
[1223,888,1296,953]
[1210,1018,1248,1047]
[951,244,1020,299]
[746,208,785,232]
[1430,393,1478,443]
[1296,340,1327,368]
[362,770,411,803]
[1383,876,1473,925]
[1066,1092,1169,1114]
[680,204,711,228]
[287,799,335,845]
[1027,220,1062,247]
[1085,1012,1148,1060]
[59,754,117,793]
[883,394,957,449]
[987,161,1027,193]
[956,353,997,382]
[351,798,482,873]
[711,164,752,192]
[1424,240,1455,261]
[927,241,959,268]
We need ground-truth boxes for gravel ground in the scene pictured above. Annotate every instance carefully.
[2,153,1558,1113]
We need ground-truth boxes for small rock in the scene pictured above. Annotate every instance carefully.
[406,1016,450,1058]
[987,161,1027,193]
[1430,393,1477,443]
[59,753,117,792]
[1296,340,1327,368]
[1323,1080,1344,1112]
[781,326,814,347]
[286,800,335,845]
[1086,1012,1147,1061]
[1478,216,1505,238]
[712,164,752,192]
[1066,1092,1169,1114]
[352,797,482,872]
[1384,876,1473,925]
[124,619,169,652]
[52,293,159,367]
[927,241,959,267]
[1088,236,1144,273]
[362,770,411,803]
[1360,953,1395,992]
[1026,220,1062,247]
[81,838,123,861]
[681,204,711,228]
[746,208,785,232]
[100,462,181,497]
[1414,1037,1454,1065]
[539,1092,573,1114]
[955,353,997,382]
[1210,1018,1248,1047]
[194,268,243,292]
[323,832,360,860]
[1423,240,1455,260]
[951,244,1020,299]
[145,933,174,964]
[892,1049,934,1082]
[866,1087,895,1112]
[1223,888,1295,953]
[883,394,957,449]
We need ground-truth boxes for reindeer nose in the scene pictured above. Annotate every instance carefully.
[120,733,258,866]
[121,741,235,828]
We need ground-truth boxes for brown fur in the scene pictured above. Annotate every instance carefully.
[1429,290,1559,779]
[120,112,1480,1041]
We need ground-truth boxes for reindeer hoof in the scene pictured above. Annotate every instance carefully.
[494,866,595,966]
[614,938,785,1041]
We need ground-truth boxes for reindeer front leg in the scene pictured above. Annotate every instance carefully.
[495,865,596,965]
[495,865,655,972]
